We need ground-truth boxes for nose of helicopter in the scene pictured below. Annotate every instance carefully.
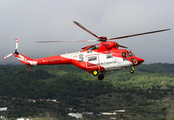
[136,57,144,65]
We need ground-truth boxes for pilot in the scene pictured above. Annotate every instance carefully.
[122,52,127,58]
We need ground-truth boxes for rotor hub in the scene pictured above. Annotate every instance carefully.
[99,36,107,42]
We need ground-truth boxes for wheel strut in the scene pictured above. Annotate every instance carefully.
[130,66,134,74]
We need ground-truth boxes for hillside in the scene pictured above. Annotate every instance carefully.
[0,63,174,120]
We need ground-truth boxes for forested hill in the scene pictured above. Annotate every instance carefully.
[0,63,174,98]
[0,63,174,119]
[134,63,174,73]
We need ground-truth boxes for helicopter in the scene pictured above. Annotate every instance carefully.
[3,21,170,80]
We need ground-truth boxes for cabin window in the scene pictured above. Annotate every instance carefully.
[79,54,84,62]
[106,54,112,59]
[122,52,127,58]
[88,56,97,61]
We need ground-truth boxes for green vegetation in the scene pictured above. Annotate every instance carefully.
[0,63,174,120]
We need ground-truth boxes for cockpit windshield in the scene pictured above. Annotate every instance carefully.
[86,44,99,51]
[127,51,134,57]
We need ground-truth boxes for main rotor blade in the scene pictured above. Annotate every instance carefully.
[73,21,100,39]
[36,40,98,43]
[119,45,128,49]
[108,29,171,40]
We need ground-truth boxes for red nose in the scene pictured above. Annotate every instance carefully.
[136,57,144,65]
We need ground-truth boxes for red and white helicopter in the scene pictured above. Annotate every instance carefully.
[4,21,170,80]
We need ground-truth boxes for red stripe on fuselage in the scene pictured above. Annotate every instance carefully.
[34,55,72,65]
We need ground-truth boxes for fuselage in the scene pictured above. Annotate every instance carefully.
[9,41,144,80]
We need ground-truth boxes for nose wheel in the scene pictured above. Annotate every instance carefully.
[130,66,134,74]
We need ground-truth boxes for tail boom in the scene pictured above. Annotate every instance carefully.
[34,55,72,65]
[14,53,37,66]
[14,52,72,66]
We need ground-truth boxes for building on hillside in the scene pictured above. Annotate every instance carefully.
[51,99,56,102]
[28,99,36,103]
[68,113,83,119]
[0,116,5,118]
[46,99,51,101]
[17,118,24,120]
[100,112,117,115]
[17,118,30,120]
[115,110,125,112]
[0,107,7,111]
[82,112,93,115]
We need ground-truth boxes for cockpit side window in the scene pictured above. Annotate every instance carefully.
[122,52,127,58]
[127,51,133,57]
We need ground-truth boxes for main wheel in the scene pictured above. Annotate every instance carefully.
[130,70,134,74]
[98,74,104,80]
[92,70,99,76]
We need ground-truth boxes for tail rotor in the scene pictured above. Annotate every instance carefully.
[3,39,18,60]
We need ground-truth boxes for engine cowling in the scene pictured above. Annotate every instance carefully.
[99,41,119,51]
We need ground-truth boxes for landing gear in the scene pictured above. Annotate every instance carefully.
[92,70,105,80]
[98,74,104,80]
[130,66,134,74]
[92,70,99,76]
[98,72,106,80]
[130,70,134,74]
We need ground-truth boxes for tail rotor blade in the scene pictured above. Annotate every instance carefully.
[3,53,13,60]
[15,39,18,50]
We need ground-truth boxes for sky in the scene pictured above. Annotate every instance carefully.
[1,0,174,65]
